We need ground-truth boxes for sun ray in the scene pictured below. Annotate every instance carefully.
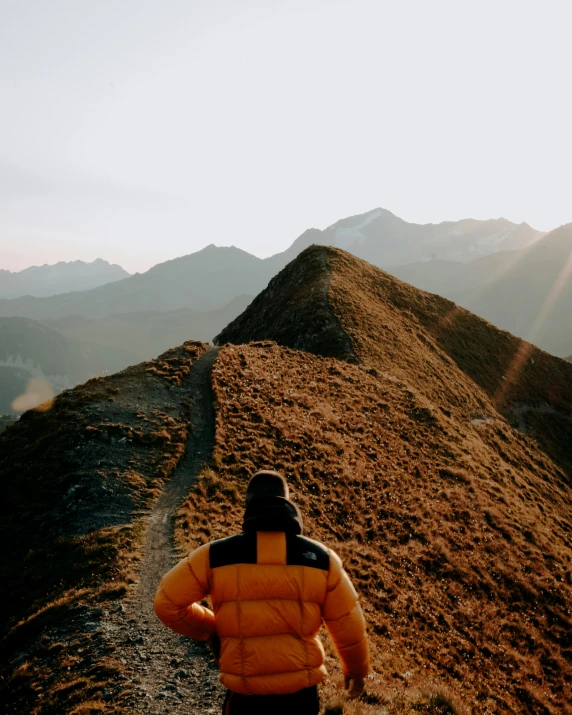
[462,243,536,306]
[493,341,534,406]
[526,251,572,345]
[494,251,572,405]
[411,245,538,345]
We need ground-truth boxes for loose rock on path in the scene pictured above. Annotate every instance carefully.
[103,346,224,713]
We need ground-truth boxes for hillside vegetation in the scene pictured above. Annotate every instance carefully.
[0,342,207,713]
[218,247,572,473]
[212,247,572,712]
[1,246,571,714]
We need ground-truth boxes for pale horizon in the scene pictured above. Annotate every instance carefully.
[2,0,571,274]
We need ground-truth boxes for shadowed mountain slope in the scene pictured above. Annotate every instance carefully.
[216,246,356,361]
[0,342,208,712]
[391,223,572,357]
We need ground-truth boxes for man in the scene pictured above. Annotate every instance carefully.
[154,470,370,714]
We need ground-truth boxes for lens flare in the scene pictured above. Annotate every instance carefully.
[11,377,55,412]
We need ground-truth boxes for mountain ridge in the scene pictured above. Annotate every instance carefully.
[0,210,567,420]
[218,244,572,411]
[0,246,265,320]
[0,258,130,299]
[0,209,545,320]
[1,246,571,713]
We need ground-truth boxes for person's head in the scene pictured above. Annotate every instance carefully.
[245,470,289,506]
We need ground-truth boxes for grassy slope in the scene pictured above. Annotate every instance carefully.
[178,342,571,714]
[218,245,572,476]
[325,248,572,475]
[201,246,572,713]
[179,346,572,714]
[0,341,207,714]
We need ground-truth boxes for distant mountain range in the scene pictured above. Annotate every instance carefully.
[288,208,545,266]
[44,293,253,374]
[0,210,545,320]
[0,245,265,320]
[1,207,570,412]
[0,258,129,299]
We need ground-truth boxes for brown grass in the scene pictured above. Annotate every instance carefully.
[320,674,466,714]
[325,247,572,474]
[0,341,207,713]
[217,245,572,475]
[177,342,571,714]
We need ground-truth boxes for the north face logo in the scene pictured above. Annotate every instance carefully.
[303,551,317,561]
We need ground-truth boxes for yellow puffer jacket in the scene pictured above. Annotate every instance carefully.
[154,496,369,695]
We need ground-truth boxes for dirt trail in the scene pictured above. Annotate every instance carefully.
[105,346,224,713]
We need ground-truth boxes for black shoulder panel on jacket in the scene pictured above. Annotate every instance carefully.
[209,532,257,569]
[286,535,330,571]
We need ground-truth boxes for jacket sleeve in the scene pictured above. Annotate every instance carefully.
[153,542,216,640]
[322,549,370,679]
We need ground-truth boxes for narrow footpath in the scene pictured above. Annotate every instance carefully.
[105,346,224,714]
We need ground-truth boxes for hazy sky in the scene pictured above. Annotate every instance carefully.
[1,0,571,273]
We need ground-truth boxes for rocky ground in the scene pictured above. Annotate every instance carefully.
[101,346,226,713]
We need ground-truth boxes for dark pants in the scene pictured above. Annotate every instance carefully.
[223,685,320,715]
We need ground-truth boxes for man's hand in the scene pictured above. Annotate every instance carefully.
[206,632,221,663]
[344,675,365,699]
